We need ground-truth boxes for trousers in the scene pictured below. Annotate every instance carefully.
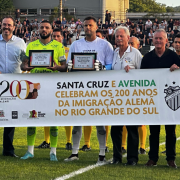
[111,125,139,162]
[149,125,176,162]
[3,127,15,155]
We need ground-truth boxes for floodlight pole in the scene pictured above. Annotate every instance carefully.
[59,0,62,22]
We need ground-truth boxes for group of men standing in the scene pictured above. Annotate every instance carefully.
[1,15,180,168]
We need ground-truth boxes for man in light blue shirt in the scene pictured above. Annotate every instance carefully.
[0,17,26,73]
[0,16,26,157]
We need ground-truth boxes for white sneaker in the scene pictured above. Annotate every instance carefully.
[64,154,79,162]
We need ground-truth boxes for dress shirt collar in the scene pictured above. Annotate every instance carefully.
[115,45,132,55]
[0,34,15,41]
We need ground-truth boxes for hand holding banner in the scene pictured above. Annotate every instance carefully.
[0,69,179,127]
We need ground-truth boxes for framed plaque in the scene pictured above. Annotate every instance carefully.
[29,50,54,67]
[71,53,97,71]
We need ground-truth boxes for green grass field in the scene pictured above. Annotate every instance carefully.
[0,126,180,180]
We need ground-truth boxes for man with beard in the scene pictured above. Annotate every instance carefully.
[20,20,67,161]
[36,28,73,151]
[0,16,26,158]
[64,16,113,164]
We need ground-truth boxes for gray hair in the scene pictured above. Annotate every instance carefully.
[114,26,130,36]
[154,29,167,39]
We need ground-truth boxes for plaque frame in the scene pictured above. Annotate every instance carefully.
[71,53,97,71]
[29,50,54,68]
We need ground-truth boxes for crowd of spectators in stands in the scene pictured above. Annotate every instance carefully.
[0,16,180,51]
[98,18,180,51]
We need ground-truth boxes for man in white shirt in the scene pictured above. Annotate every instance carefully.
[65,16,114,164]
[112,27,142,71]
[145,19,152,33]
[70,21,76,33]
[67,20,113,67]
[108,25,114,42]
[159,21,165,30]
[110,26,142,165]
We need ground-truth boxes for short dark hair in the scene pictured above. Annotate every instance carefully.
[175,34,180,39]
[2,16,15,26]
[53,28,62,35]
[84,16,97,23]
[40,20,51,25]
[96,29,103,36]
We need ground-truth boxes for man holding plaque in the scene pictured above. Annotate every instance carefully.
[79,29,110,153]
[36,28,73,151]
[20,20,66,161]
[64,16,114,164]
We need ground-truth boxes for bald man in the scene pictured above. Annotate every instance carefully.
[128,36,140,50]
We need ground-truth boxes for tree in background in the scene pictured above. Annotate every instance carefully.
[166,6,175,12]
[173,6,180,12]
[0,0,14,19]
[129,0,166,12]
[49,6,76,23]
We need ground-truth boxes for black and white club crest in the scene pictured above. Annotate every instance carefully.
[164,83,180,111]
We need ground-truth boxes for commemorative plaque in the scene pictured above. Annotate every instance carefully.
[71,53,97,71]
[29,50,53,67]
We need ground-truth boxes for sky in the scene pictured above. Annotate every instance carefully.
[156,0,179,7]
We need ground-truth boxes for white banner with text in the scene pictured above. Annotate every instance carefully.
[0,69,180,127]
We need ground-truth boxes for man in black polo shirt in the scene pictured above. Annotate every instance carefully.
[141,29,180,168]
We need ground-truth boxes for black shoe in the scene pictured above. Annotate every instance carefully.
[122,147,127,154]
[3,153,18,158]
[110,158,122,164]
[36,141,50,148]
[161,150,166,154]
[105,146,109,153]
[79,145,91,151]
[167,160,177,168]
[64,154,79,162]
[97,155,106,164]
[139,148,146,154]
[66,143,72,150]
[125,160,137,166]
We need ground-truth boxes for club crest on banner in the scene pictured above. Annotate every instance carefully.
[164,82,180,111]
